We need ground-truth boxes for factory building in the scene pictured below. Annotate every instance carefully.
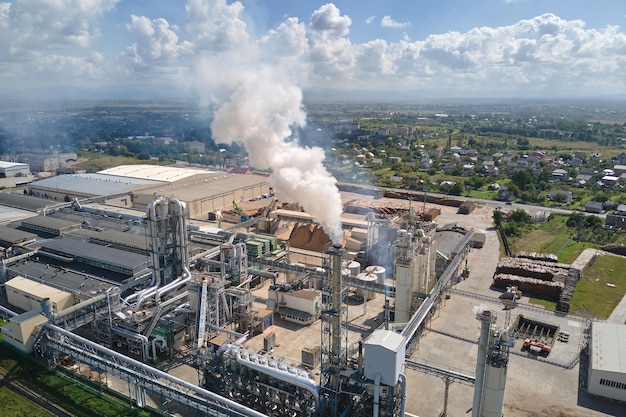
[19,152,77,173]
[0,161,30,177]
[5,276,75,313]
[587,322,626,402]
[1,308,49,353]
[267,287,322,325]
[26,164,270,219]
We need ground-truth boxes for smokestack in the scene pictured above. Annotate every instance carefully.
[472,310,494,417]
[329,243,344,364]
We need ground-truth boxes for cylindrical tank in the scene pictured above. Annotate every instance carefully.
[356,273,377,300]
[365,265,386,284]
[347,260,361,276]
[482,364,507,417]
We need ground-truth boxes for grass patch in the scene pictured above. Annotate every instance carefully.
[528,297,558,311]
[466,189,497,199]
[570,255,626,320]
[0,342,155,417]
[556,241,601,264]
[0,386,55,417]
[74,152,160,172]
[510,215,575,255]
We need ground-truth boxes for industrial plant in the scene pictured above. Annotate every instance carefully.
[0,164,622,417]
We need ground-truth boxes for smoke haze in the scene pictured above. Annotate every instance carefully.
[210,67,344,244]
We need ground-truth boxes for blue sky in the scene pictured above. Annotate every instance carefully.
[1,0,626,101]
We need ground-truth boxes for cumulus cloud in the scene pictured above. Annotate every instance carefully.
[309,3,351,40]
[381,15,411,29]
[1,1,626,99]
[1,0,118,54]
[120,15,193,71]
[186,0,250,52]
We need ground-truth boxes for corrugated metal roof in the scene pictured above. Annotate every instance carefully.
[0,161,29,168]
[99,164,214,182]
[137,173,269,201]
[591,322,626,373]
[0,193,51,211]
[40,238,148,272]
[22,216,81,231]
[0,226,37,245]
[31,173,164,197]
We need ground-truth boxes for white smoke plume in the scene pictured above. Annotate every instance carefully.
[211,66,344,244]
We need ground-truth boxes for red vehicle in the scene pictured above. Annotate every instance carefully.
[523,338,551,355]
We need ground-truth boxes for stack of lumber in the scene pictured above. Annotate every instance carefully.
[515,252,558,263]
[493,274,564,300]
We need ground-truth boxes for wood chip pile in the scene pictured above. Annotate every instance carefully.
[287,223,332,252]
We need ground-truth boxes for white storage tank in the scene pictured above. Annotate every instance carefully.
[347,260,361,276]
[356,272,378,300]
[365,265,386,284]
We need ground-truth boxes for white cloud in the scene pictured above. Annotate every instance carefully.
[120,15,193,71]
[185,0,250,52]
[1,1,625,99]
[1,0,118,54]
[381,15,410,29]
[309,3,351,40]
[365,15,376,25]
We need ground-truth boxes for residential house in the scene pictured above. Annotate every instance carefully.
[601,176,620,187]
[605,214,626,230]
[585,201,604,214]
[575,174,592,185]
[579,167,594,175]
[497,186,516,202]
[550,169,568,182]
[617,204,626,216]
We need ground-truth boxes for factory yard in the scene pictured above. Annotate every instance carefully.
[406,202,624,417]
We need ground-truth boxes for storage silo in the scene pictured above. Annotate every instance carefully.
[356,272,377,300]
[365,265,386,284]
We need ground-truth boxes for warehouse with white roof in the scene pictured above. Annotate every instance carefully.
[0,161,30,177]
[587,322,626,402]
[26,165,271,219]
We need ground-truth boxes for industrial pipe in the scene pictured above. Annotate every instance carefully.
[44,324,267,417]
[373,374,381,417]
[399,373,407,417]
[220,344,320,409]
[112,325,150,361]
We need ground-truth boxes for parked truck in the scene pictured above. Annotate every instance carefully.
[522,338,551,356]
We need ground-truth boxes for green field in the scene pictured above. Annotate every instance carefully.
[509,215,575,256]
[0,386,54,417]
[570,255,626,320]
[0,336,155,417]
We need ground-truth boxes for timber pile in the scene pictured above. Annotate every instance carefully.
[556,268,582,313]
[344,199,407,217]
[496,258,570,282]
[515,252,558,263]
[383,190,464,208]
[457,201,476,214]
[493,274,564,300]
[601,244,626,256]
